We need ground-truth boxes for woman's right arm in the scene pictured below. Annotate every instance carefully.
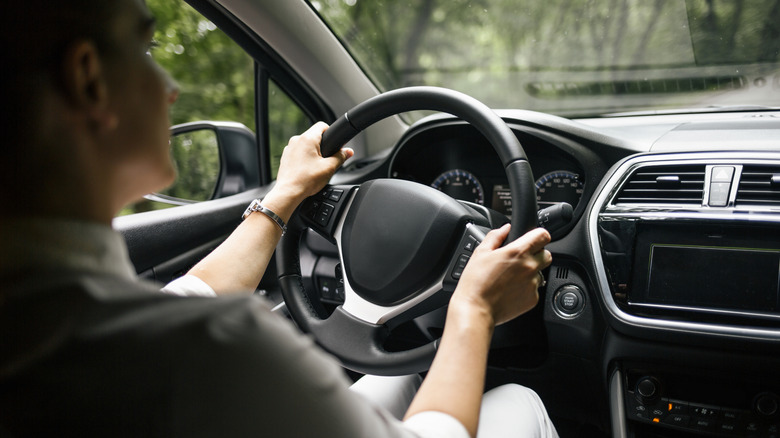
[403,225,552,438]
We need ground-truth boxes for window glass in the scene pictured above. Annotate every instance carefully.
[268,80,311,179]
[120,0,255,215]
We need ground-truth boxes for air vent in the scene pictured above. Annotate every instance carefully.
[614,164,705,205]
[736,165,780,207]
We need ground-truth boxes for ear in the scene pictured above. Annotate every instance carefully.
[60,40,119,132]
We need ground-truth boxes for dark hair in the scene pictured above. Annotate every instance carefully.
[0,1,122,199]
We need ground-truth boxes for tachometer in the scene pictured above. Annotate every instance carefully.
[535,171,584,209]
[431,169,485,205]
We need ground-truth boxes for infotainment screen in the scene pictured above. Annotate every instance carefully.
[630,224,780,316]
[646,245,780,311]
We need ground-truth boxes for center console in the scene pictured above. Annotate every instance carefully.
[590,152,780,437]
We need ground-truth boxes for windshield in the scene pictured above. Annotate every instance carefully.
[309,0,780,118]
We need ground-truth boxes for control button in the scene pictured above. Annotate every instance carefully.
[711,166,735,183]
[320,187,332,199]
[316,203,335,226]
[560,291,580,311]
[649,405,666,418]
[719,422,738,433]
[319,277,335,300]
[463,236,477,252]
[629,404,651,422]
[709,182,731,206]
[662,414,690,427]
[667,399,688,415]
[721,409,742,422]
[328,189,344,202]
[691,405,720,418]
[636,377,660,402]
[691,417,718,432]
[451,254,470,280]
[334,287,345,302]
[553,285,585,317]
[755,392,779,417]
[746,421,761,434]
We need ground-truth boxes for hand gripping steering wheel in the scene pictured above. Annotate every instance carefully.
[277,87,537,376]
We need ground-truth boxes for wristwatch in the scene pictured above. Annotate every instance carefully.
[242,199,287,235]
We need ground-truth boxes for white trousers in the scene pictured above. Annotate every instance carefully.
[350,375,559,437]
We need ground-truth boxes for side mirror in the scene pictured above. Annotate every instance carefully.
[148,121,260,205]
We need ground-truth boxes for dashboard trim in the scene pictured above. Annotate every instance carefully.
[588,152,780,341]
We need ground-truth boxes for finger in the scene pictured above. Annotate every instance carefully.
[301,122,330,150]
[306,121,329,136]
[323,147,354,170]
[478,223,511,251]
[507,227,551,256]
[532,249,553,270]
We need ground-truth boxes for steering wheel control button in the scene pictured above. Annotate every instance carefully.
[328,189,344,202]
[463,236,477,252]
[300,185,359,241]
[451,254,470,280]
[443,224,488,290]
[553,285,585,318]
[316,203,335,226]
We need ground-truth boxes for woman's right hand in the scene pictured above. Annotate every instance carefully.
[450,224,552,327]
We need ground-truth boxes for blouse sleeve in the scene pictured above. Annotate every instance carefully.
[160,274,217,297]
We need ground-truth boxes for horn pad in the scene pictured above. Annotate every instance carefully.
[341,179,473,306]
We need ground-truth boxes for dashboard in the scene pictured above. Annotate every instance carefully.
[322,109,780,438]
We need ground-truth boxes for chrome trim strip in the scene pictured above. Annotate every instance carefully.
[609,368,628,438]
[588,152,780,340]
[628,302,780,322]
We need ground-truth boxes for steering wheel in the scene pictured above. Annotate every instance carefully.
[277,86,537,376]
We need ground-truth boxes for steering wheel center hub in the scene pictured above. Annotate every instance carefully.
[341,179,472,306]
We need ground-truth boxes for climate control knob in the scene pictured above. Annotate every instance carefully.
[755,392,779,417]
[635,376,661,405]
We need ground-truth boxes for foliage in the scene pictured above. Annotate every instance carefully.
[313,0,780,115]
[268,81,312,179]
[147,0,255,130]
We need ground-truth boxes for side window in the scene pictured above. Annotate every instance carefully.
[268,80,312,179]
[120,0,255,215]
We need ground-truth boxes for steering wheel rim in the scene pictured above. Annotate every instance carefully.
[277,86,537,375]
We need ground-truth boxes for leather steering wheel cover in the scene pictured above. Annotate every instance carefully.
[279,86,537,374]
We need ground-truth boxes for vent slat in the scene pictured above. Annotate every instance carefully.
[736,165,780,207]
[614,165,705,205]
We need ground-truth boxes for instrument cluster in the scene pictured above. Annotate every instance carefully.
[389,123,586,218]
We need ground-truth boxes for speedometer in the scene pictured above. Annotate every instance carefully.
[431,169,485,205]
[535,171,584,209]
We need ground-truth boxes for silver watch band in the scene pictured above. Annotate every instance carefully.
[242,199,287,235]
